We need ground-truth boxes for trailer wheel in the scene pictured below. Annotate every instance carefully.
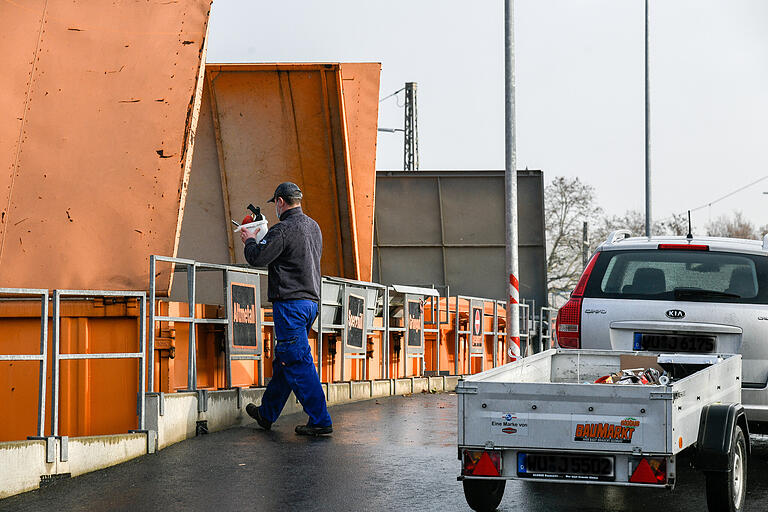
[704,425,747,512]
[462,479,505,512]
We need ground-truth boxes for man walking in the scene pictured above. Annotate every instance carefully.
[239,182,333,436]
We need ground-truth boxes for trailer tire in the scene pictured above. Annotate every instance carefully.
[462,479,505,512]
[704,425,747,512]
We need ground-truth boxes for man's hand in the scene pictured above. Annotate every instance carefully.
[240,226,261,244]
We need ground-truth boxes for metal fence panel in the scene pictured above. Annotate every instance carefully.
[0,288,48,438]
[51,290,146,437]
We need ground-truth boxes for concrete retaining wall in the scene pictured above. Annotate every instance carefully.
[0,434,146,499]
[0,440,51,499]
[0,375,463,500]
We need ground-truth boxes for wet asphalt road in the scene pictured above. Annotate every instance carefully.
[3,392,768,511]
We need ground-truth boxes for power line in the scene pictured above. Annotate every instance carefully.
[379,87,405,103]
[689,175,768,212]
[655,174,768,225]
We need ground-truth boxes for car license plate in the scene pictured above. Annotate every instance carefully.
[633,333,715,352]
[517,453,615,481]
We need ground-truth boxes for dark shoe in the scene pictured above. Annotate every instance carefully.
[295,423,333,436]
[246,403,272,431]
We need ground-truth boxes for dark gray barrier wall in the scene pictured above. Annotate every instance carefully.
[373,170,547,305]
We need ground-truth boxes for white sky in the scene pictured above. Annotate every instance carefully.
[207,0,768,233]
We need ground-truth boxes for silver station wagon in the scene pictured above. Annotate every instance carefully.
[556,231,768,431]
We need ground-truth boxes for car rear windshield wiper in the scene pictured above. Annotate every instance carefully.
[673,288,740,300]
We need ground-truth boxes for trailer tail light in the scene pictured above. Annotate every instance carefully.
[462,450,502,477]
[658,244,709,251]
[556,252,601,349]
[629,457,667,484]
[556,298,581,348]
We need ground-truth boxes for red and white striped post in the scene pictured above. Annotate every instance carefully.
[507,273,521,361]
[504,0,521,362]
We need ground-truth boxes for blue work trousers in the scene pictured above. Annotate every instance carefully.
[258,299,332,427]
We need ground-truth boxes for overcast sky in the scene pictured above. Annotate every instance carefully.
[208,0,768,234]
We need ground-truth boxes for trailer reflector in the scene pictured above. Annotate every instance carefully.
[629,457,666,484]
[462,450,502,477]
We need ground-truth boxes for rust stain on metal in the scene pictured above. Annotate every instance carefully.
[0,0,212,292]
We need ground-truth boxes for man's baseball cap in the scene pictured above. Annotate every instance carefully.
[267,182,303,203]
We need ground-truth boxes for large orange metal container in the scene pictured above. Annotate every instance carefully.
[0,299,143,442]
[175,63,381,286]
[0,0,212,295]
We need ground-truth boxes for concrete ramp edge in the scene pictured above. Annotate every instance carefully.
[0,376,461,500]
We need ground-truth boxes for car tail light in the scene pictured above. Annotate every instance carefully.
[571,251,601,297]
[555,252,601,349]
[629,457,667,484]
[462,450,502,477]
[658,244,709,251]
[556,298,581,348]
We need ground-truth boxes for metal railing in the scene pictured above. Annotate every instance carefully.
[146,256,555,386]
[51,289,147,436]
[540,307,558,350]
[0,288,48,438]
[319,277,388,381]
[452,295,506,375]
[149,255,267,391]
[518,302,531,357]
[423,293,444,375]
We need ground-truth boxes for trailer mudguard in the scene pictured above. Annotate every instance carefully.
[694,403,750,472]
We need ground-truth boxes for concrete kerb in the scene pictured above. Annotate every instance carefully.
[394,378,412,395]
[428,376,444,392]
[0,376,462,500]
[0,433,146,499]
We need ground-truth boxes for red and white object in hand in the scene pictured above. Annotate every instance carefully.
[235,214,268,244]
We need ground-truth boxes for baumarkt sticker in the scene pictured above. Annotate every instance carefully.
[491,413,528,436]
[572,416,641,444]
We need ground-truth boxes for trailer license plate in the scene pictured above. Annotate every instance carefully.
[633,333,715,353]
[517,453,615,481]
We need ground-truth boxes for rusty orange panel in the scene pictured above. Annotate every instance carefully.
[0,0,211,294]
[178,63,380,281]
[0,300,143,441]
[339,64,381,281]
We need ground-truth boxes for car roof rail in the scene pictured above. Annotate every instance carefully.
[763,233,768,251]
[605,229,632,245]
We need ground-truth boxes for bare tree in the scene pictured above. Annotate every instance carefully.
[658,212,690,236]
[706,211,758,239]
[545,177,603,298]
[593,210,690,245]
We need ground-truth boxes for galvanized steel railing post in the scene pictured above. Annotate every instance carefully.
[138,294,146,430]
[340,283,346,383]
[51,290,61,437]
[148,255,156,393]
[186,263,197,391]
[453,296,459,375]
[37,293,48,437]
[317,278,323,379]
[384,286,390,379]
[492,301,498,368]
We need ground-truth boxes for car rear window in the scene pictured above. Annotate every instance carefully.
[583,249,768,304]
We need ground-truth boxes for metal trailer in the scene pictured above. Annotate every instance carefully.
[456,349,749,512]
